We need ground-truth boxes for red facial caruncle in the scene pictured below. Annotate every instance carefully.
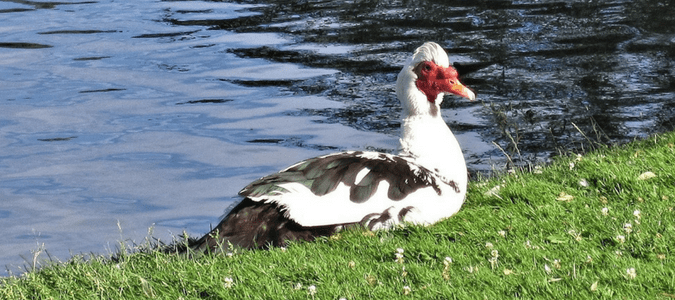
[413,61,475,103]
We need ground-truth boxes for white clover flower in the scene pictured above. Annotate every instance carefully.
[488,250,499,269]
[442,257,452,280]
[403,285,411,295]
[624,223,633,234]
[601,207,609,216]
[394,248,405,264]
[224,277,234,288]
[626,268,636,280]
[485,242,494,249]
[533,165,543,174]
[633,210,641,219]
[488,257,498,264]
[553,259,561,269]
[617,235,626,243]
[308,285,317,296]
[294,283,303,290]
[498,230,507,238]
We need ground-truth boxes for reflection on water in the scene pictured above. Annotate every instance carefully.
[210,0,675,158]
[0,0,673,275]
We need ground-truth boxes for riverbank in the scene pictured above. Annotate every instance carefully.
[2,131,674,299]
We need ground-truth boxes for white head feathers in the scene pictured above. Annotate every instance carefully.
[396,42,450,118]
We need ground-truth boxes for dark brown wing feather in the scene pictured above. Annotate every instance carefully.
[190,198,349,253]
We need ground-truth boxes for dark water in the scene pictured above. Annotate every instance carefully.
[0,0,673,275]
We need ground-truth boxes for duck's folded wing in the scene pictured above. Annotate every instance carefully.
[239,151,445,227]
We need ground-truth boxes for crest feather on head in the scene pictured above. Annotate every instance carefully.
[410,42,450,68]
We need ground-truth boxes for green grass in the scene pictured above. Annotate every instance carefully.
[2,132,675,299]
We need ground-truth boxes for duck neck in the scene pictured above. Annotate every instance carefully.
[398,112,467,188]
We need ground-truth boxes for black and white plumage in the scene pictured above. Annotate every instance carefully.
[190,42,476,253]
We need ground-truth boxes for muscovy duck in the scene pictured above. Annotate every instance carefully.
[191,42,475,252]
